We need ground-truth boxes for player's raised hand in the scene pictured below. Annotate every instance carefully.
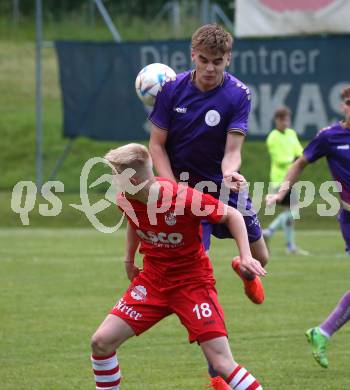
[239,256,267,277]
[223,172,247,192]
[124,261,141,281]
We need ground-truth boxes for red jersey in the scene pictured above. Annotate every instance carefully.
[117,178,226,282]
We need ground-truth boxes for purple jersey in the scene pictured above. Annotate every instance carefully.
[149,71,251,188]
[303,122,350,206]
[149,70,261,244]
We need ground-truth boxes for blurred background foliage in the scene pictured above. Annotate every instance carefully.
[0,0,234,18]
[0,0,235,40]
[0,0,234,40]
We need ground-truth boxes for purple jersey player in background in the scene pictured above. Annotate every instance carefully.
[267,85,350,369]
[149,24,268,311]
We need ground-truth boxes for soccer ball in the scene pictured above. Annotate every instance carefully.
[135,63,176,107]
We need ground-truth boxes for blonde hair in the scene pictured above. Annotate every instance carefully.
[104,143,152,178]
[191,24,233,54]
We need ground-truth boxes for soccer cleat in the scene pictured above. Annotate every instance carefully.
[232,257,265,304]
[305,327,329,368]
[285,245,310,256]
[206,376,231,389]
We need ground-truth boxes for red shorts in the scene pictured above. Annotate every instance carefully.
[110,273,227,343]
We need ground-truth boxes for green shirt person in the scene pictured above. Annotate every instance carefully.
[267,125,303,186]
[263,107,308,255]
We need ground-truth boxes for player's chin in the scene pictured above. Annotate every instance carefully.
[202,77,218,88]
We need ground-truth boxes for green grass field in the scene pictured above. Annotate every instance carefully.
[1,228,349,389]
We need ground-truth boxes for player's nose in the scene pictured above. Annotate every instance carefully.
[206,63,214,71]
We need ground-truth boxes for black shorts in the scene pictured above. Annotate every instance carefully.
[280,189,292,206]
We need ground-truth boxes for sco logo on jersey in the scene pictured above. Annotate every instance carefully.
[136,229,183,244]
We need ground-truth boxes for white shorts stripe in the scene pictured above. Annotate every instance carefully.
[230,367,247,387]
[235,374,256,390]
[96,386,119,390]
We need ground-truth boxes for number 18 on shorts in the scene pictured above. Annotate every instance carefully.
[110,274,228,344]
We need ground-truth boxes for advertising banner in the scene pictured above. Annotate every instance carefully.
[55,35,349,141]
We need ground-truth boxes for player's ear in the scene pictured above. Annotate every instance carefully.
[226,52,232,67]
[191,48,195,63]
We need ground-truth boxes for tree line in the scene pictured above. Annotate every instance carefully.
[1,0,234,20]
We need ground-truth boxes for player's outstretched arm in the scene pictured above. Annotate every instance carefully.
[220,207,267,277]
[124,222,141,281]
[149,124,177,181]
[222,132,247,192]
[266,155,309,205]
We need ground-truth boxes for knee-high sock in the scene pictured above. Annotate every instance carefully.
[91,353,121,390]
[320,290,350,337]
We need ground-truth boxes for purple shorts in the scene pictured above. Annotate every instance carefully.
[338,208,350,253]
[201,213,262,251]
[196,186,262,251]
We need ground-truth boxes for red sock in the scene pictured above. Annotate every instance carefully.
[91,353,121,389]
[226,365,262,390]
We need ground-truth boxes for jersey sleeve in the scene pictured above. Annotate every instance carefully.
[227,88,251,136]
[148,81,173,130]
[186,186,227,224]
[303,130,329,162]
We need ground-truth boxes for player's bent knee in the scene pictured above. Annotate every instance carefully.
[251,239,269,266]
[261,244,270,265]
[260,251,269,266]
[255,250,269,267]
[91,333,114,356]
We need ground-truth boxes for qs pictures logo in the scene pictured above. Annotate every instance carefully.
[10,157,148,233]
